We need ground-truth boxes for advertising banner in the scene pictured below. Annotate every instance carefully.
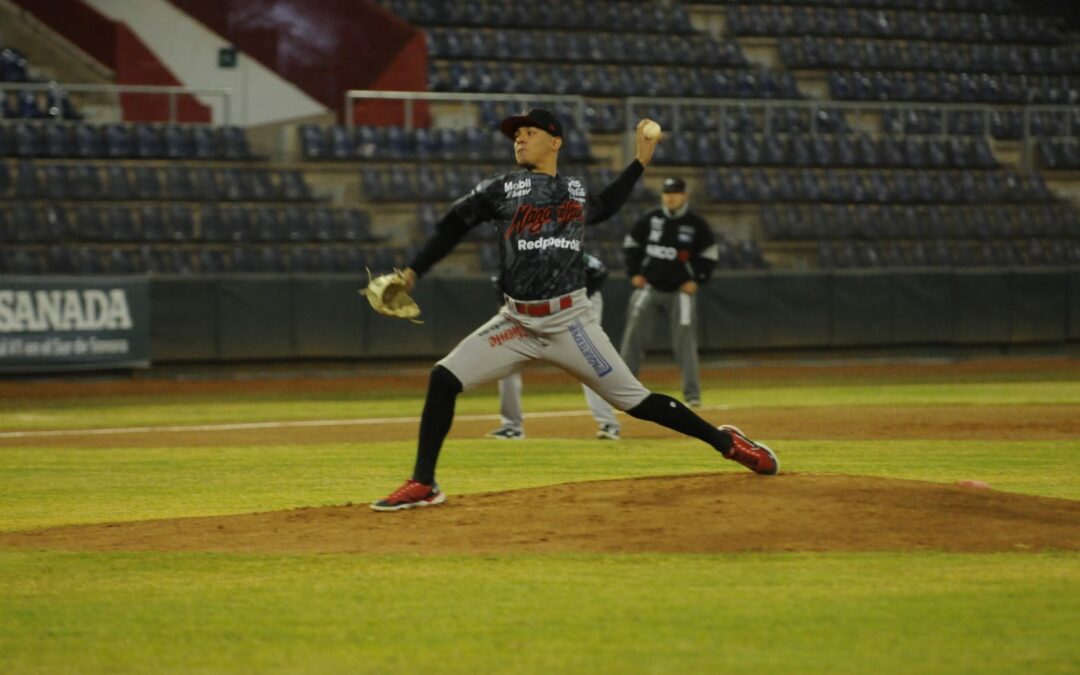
[0,277,150,372]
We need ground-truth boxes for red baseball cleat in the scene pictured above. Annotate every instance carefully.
[719,425,780,475]
[370,479,447,512]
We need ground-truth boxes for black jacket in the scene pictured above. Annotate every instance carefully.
[623,206,718,293]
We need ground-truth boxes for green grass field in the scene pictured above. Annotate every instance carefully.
[1,363,1078,674]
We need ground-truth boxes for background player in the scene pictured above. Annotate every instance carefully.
[487,252,622,441]
[371,109,777,512]
[620,177,718,408]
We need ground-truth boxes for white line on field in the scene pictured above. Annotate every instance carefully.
[0,405,731,438]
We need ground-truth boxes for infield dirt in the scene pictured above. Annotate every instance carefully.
[2,473,1078,554]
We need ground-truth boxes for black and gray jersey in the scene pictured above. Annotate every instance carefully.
[492,252,608,304]
[409,161,643,301]
[623,207,718,293]
[457,170,590,299]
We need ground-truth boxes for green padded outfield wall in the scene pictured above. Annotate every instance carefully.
[144,269,1076,363]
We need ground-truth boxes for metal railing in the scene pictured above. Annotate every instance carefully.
[343,90,588,131]
[622,97,1079,171]
[0,82,235,125]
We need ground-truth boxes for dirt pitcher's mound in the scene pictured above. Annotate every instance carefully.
[3,474,1078,554]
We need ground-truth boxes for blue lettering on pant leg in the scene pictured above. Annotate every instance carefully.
[569,319,612,377]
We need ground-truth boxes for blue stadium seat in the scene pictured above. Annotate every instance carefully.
[42,124,72,158]
[880,136,905,167]
[788,134,812,166]
[102,248,137,274]
[223,207,252,242]
[103,124,132,158]
[199,206,225,241]
[971,137,998,168]
[749,169,774,201]
[220,126,251,160]
[248,170,278,201]
[281,206,311,241]
[64,163,99,199]
[854,134,880,167]
[715,134,738,165]
[74,206,106,241]
[133,124,163,159]
[740,134,761,166]
[42,204,70,241]
[5,90,43,119]
[187,167,217,200]
[387,166,414,200]
[163,125,193,159]
[137,206,166,242]
[45,245,77,274]
[810,136,834,166]
[339,209,375,242]
[12,122,41,157]
[926,138,949,168]
[71,123,102,158]
[191,126,219,159]
[903,137,928,168]
[360,167,385,201]
[1,47,30,82]
[104,206,136,241]
[280,170,312,201]
[133,166,162,200]
[298,124,328,160]
[43,165,71,200]
[104,165,132,199]
[251,207,283,241]
[15,160,41,198]
[218,169,245,201]
[165,166,195,201]
[308,208,335,242]
[762,134,787,165]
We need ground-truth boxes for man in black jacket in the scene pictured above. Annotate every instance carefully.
[620,177,718,407]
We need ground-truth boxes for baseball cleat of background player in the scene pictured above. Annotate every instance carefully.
[370,479,447,511]
[596,423,621,440]
[486,426,525,440]
[719,425,780,475]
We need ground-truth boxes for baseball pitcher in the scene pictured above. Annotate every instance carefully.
[371,109,778,512]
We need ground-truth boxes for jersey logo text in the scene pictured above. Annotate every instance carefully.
[504,178,532,198]
[645,244,680,260]
[517,237,582,252]
[505,201,584,239]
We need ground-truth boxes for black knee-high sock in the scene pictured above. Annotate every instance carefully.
[412,365,463,485]
[626,393,733,455]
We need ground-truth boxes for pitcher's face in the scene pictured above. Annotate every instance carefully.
[513,126,561,169]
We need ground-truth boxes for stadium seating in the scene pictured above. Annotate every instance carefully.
[0,123,256,160]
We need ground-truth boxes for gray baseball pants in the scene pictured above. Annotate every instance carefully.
[438,288,651,413]
[619,285,701,403]
[496,292,620,432]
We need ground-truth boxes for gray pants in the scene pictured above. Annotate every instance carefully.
[439,288,651,412]
[619,285,701,402]
[497,292,620,432]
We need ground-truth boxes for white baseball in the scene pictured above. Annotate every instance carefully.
[642,120,662,140]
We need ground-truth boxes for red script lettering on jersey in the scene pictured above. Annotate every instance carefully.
[505,201,584,239]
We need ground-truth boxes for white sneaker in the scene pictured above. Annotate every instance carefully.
[596,424,621,440]
[486,426,525,440]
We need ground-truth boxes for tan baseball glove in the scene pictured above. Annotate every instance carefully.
[360,268,423,323]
